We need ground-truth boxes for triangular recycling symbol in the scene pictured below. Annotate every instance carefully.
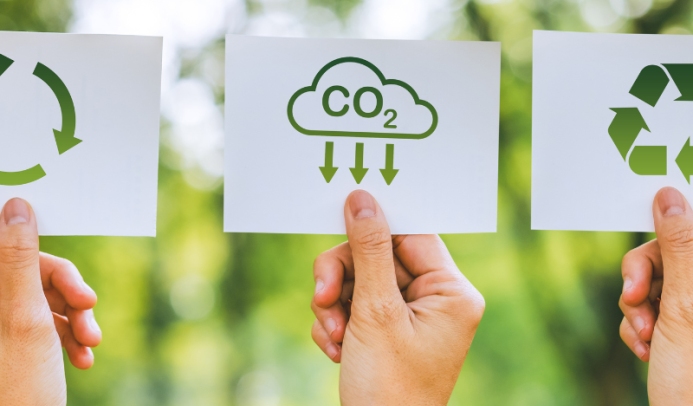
[608,64,693,182]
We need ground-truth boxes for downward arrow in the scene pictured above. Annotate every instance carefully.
[319,141,338,183]
[350,143,368,184]
[380,144,399,185]
[677,138,693,184]
[33,62,82,154]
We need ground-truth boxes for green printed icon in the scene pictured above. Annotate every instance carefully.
[289,57,436,185]
[0,54,81,186]
[380,144,399,186]
[608,63,693,180]
[350,143,368,184]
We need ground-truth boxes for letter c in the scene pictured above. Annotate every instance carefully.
[322,85,350,117]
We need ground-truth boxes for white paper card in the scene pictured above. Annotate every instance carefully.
[225,36,500,234]
[532,31,693,232]
[0,32,162,236]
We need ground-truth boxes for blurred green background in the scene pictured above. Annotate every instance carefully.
[3,0,687,404]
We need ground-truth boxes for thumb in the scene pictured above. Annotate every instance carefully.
[344,190,402,309]
[0,198,43,310]
[653,187,693,298]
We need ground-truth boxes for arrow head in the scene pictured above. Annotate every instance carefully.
[608,108,650,160]
[664,64,693,102]
[380,168,399,185]
[0,54,13,77]
[349,167,369,184]
[53,129,82,155]
[319,166,338,183]
[677,138,693,184]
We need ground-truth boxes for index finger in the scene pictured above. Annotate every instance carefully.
[622,239,662,307]
[40,253,97,310]
[313,243,353,308]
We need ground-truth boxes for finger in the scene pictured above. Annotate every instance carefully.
[0,199,43,308]
[311,298,347,343]
[393,235,475,301]
[393,254,415,291]
[314,242,411,309]
[340,279,355,305]
[311,319,341,363]
[53,313,94,370]
[65,307,102,348]
[619,317,650,362]
[392,235,457,277]
[621,239,662,307]
[341,280,354,318]
[44,287,69,315]
[343,190,402,308]
[619,294,656,342]
[404,270,465,303]
[313,243,351,309]
[650,278,663,315]
[652,187,693,296]
[40,253,97,310]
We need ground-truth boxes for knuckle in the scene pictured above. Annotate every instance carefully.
[446,278,486,324]
[313,251,329,272]
[310,299,320,315]
[365,296,401,326]
[354,230,391,256]
[618,296,626,313]
[310,320,322,343]
[0,234,38,268]
[665,299,693,327]
[464,288,486,325]
[56,256,77,271]
[621,249,640,274]
[1,306,53,344]
[664,224,693,252]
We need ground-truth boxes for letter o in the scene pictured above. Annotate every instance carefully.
[353,87,383,118]
[322,85,350,117]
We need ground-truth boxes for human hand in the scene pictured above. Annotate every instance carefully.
[0,198,101,406]
[311,190,485,406]
[619,187,693,404]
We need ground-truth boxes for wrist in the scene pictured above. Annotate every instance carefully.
[649,315,693,405]
[340,377,450,406]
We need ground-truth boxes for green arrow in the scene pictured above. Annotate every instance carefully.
[319,141,338,183]
[0,54,13,77]
[33,62,81,154]
[350,143,368,184]
[629,65,669,107]
[663,64,693,101]
[380,144,399,185]
[0,165,47,186]
[0,55,47,186]
[677,138,693,183]
[629,146,667,175]
[608,108,650,160]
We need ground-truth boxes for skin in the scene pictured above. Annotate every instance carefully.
[0,198,101,406]
[311,190,485,406]
[620,187,693,404]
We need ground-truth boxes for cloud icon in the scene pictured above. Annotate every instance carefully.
[287,57,438,139]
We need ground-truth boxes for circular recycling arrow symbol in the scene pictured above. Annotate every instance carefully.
[608,63,693,181]
[0,53,82,186]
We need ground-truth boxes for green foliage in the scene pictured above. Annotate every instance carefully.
[308,0,362,20]
[0,0,71,32]
[3,0,685,404]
